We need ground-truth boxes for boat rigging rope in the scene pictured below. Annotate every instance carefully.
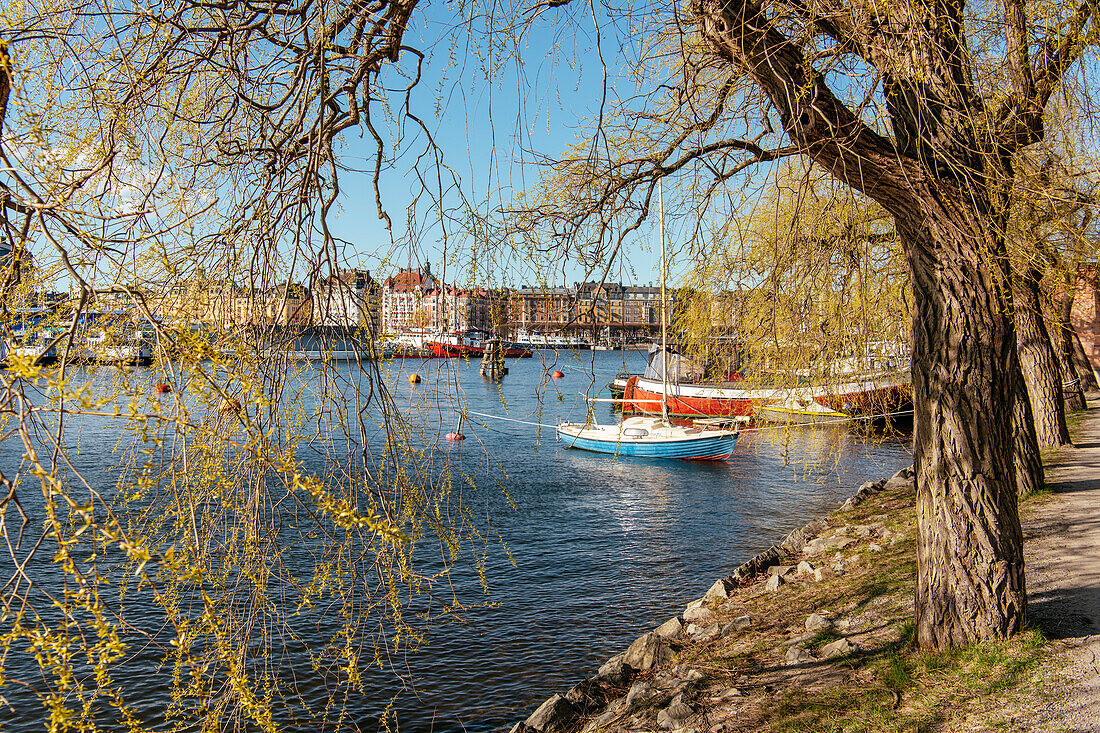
[465,410,558,430]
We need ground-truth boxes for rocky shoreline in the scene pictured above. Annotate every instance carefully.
[507,465,917,733]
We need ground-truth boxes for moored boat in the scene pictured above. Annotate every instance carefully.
[427,330,533,358]
[557,415,738,460]
[622,371,912,420]
[756,399,850,425]
[3,328,59,367]
[557,180,739,462]
[622,375,779,418]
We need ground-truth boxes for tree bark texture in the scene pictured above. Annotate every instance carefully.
[1058,289,1089,409]
[693,0,1034,649]
[901,213,1027,648]
[1013,368,1044,498]
[1013,275,1071,446]
[1071,330,1098,391]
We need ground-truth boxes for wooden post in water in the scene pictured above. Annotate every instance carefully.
[480,338,508,379]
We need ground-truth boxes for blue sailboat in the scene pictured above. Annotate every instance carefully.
[556,180,739,461]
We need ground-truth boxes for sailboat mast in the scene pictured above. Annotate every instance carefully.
[659,179,669,424]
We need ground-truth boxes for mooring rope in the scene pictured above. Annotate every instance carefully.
[465,410,558,430]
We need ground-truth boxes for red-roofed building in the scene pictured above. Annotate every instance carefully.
[381,265,437,333]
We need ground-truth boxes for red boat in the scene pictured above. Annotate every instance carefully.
[426,331,533,359]
[622,372,912,420]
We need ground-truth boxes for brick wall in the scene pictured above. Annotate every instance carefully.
[1070,270,1100,369]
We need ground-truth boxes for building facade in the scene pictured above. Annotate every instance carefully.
[314,269,379,331]
[508,282,672,341]
[1071,267,1100,374]
[381,265,438,334]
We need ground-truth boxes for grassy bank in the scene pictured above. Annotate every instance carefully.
[671,482,1049,732]
[538,479,1058,733]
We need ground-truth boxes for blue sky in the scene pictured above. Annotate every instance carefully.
[324,3,669,289]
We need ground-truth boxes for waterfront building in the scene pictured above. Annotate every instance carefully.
[263,283,312,326]
[424,285,493,332]
[507,282,672,342]
[381,264,437,334]
[314,269,379,331]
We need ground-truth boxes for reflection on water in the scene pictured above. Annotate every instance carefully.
[0,351,912,732]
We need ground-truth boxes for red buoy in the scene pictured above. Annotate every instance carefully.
[155,383,172,394]
[445,432,466,441]
[552,370,564,379]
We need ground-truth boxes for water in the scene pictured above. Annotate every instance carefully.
[0,350,912,731]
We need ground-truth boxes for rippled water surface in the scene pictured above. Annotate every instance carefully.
[0,350,913,732]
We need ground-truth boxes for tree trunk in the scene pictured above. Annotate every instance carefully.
[1057,287,1088,410]
[694,0,1027,652]
[1013,276,1071,446]
[1013,368,1044,497]
[904,212,1027,650]
[1071,330,1098,391]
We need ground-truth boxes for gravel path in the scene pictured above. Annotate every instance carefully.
[1022,399,1100,732]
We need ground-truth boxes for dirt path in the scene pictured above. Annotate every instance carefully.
[1022,400,1100,732]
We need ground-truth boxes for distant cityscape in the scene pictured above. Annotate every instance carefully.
[5,260,699,342]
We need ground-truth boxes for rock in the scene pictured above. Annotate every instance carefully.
[683,605,715,623]
[508,723,528,733]
[709,687,743,701]
[525,693,576,733]
[730,545,784,583]
[784,645,815,665]
[765,573,785,592]
[805,613,832,632]
[581,708,617,733]
[624,680,659,708]
[766,564,795,576]
[705,577,734,602]
[691,624,720,643]
[868,543,884,553]
[821,637,859,658]
[813,567,830,582]
[884,473,914,490]
[623,632,674,671]
[780,518,828,553]
[893,465,914,481]
[657,693,694,729]
[796,560,815,575]
[564,679,603,712]
[862,478,887,493]
[804,535,857,556]
[723,615,752,633]
[855,525,874,537]
[840,497,857,511]
[681,667,705,683]
[685,598,706,612]
[655,616,685,639]
[880,528,893,540]
[596,653,633,684]
[782,632,816,647]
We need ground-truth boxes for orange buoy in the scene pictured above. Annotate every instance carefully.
[552,370,564,379]
[409,373,421,384]
[445,432,466,441]
[155,383,172,394]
